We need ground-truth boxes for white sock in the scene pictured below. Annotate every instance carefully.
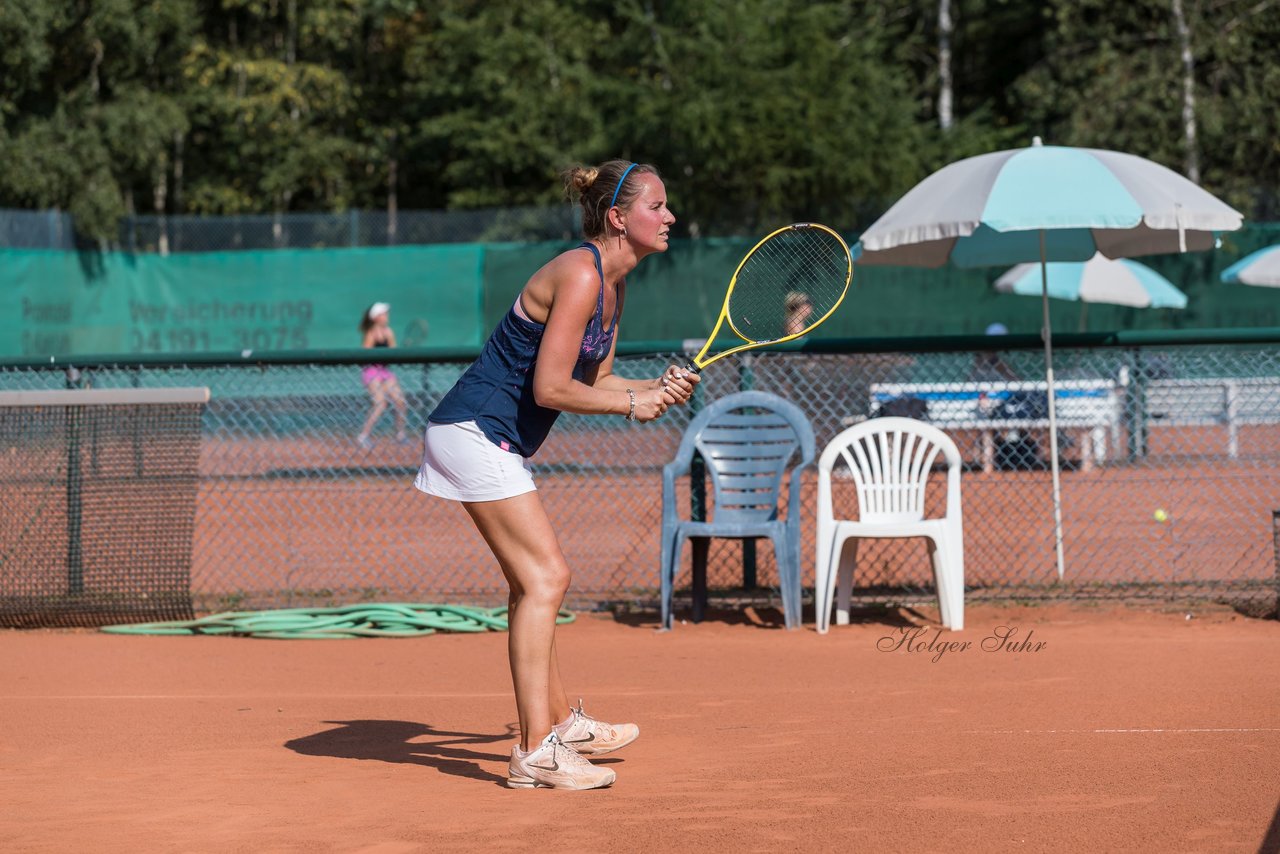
[515,731,558,757]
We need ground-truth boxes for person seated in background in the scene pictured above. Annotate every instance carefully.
[784,291,814,337]
[969,322,1020,382]
[356,302,409,449]
[970,323,1052,468]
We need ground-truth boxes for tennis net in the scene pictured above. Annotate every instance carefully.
[0,388,207,627]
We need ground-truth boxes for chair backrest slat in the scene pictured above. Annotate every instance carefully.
[700,426,799,445]
[701,412,792,428]
[713,457,794,475]
[818,417,961,525]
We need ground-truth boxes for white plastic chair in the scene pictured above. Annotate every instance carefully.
[815,417,964,632]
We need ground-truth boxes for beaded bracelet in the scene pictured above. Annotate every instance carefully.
[625,388,636,422]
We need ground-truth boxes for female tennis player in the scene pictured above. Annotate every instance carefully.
[414,160,698,789]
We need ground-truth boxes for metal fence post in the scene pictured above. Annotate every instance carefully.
[1127,347,1148,460]
[738,355,755,392]
[62,367,85,595]
[1273,510,1280,619]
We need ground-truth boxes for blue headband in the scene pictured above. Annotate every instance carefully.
[608,163,639,209]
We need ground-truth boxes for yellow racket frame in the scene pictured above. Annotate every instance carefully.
[687,222,853,371]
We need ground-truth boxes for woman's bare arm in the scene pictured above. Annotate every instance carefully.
[532,258,671,420]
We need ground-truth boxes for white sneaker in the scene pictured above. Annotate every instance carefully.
[553,699,640,756]
[507,731,616,790]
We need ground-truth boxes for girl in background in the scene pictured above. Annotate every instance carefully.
[357,302,409,449]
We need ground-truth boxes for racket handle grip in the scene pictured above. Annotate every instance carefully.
[684,361,700,374]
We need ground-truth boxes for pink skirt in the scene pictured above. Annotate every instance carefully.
[361,365,396,385]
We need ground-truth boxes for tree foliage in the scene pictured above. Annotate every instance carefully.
[0,0,1275,240]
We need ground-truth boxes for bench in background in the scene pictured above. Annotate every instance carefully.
[1143,377,1280,458]
[869,380,1124,472]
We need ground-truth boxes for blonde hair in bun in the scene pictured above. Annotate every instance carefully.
[561,159,660,239]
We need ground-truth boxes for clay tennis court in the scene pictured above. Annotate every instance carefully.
[4,600,1278,852]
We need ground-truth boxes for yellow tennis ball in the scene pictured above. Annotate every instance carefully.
[1153,508,1169,523]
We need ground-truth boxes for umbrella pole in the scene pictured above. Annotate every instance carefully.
[1040,230,1067,581]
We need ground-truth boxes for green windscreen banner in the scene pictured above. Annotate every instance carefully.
[4,245,484,358]
[6,221,1280,359]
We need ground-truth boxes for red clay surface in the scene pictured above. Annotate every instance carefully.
[3,601,1279,852]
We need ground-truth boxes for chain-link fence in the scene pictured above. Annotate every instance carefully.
[10,197,1280,252]
[0,209,78,249]
[0,207,581,253]
[120,207,584,252]
[3,333,1279,623]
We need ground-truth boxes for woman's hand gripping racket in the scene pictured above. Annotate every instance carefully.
[684,223,853,373]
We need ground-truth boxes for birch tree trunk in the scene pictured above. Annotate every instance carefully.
[938,0,954,131]
[153,167,169,256]
[1171,0,1200,183]
[172,132,184,211]
[387,149,398,246]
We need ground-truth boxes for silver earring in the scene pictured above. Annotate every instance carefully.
[621,227,628,238]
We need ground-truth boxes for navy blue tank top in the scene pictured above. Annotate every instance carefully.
[428,243,620,457]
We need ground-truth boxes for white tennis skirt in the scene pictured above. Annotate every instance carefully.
[413,420,537,502]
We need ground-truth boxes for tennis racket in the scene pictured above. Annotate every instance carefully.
[685,222,852,372]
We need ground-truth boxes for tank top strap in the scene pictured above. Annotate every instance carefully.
[578,242,606,313]
[577,241,621,333]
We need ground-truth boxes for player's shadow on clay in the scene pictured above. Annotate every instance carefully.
[285,720,516,786]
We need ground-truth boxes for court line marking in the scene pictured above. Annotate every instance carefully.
[817,727,1280,735]
[976,727,1280,734]
[0,692,648,700]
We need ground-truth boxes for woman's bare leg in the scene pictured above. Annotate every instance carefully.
[548,632,572,722]
[359,382,389,439]
[388,381,408,439]
[464,491,573,751]
[507,591,573,726]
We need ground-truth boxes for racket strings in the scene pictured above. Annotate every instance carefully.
[728,228,850,343]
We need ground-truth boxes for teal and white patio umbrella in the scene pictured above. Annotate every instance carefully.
[855,138,1242,580]
[995,253,1188,329]
[1220,244,1280,287]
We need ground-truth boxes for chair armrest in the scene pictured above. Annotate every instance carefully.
[785,460,813,524]
[945,464,963,523]
[662,460,685,527]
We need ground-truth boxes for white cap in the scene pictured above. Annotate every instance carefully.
[368,302,390,319]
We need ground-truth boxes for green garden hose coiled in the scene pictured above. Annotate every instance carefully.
[101,603,575,639]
